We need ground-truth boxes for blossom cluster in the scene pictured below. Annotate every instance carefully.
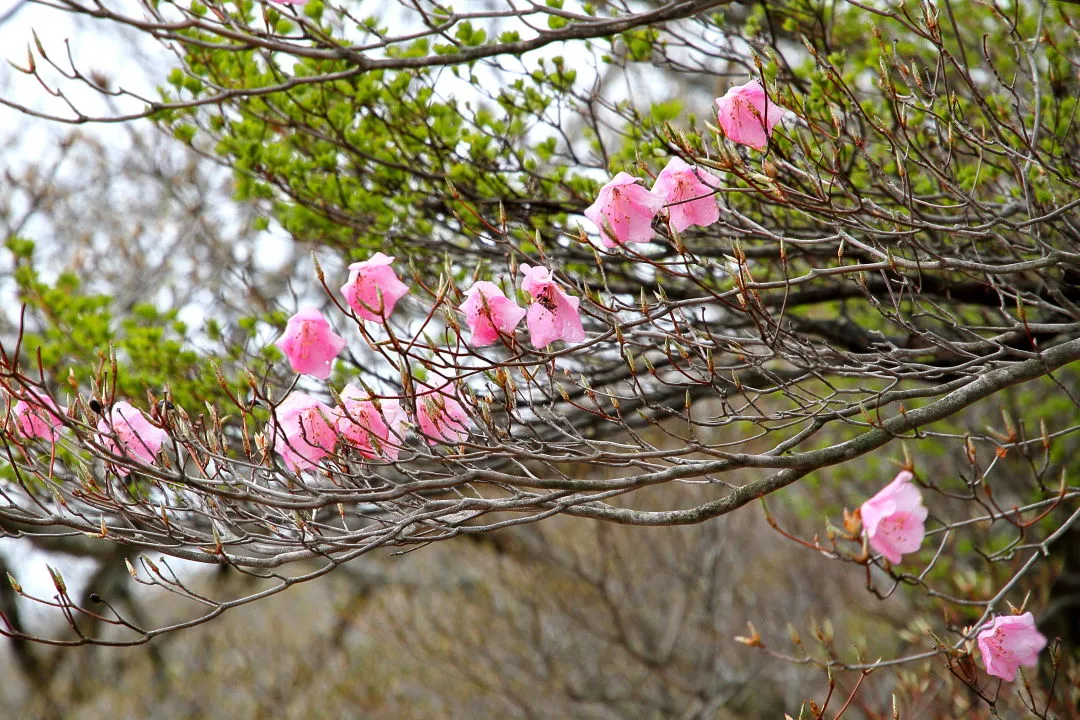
[584,159,720,248]
[583,79,787,248]
[266,250,592,469]
[856,470,1048,681]
[268,79,789,467]
[6,393,167,479]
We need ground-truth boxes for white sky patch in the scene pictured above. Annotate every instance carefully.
[0,0,162,122]
[0,542,100,629]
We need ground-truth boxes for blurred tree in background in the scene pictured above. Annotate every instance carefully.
[1,0,1079,716]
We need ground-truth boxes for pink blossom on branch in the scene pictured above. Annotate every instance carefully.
[977,612,1047,682]
[859,470,927,564]
[340,252,410,322]
[415,384,469,446]
[651,157,722,233]
[275,307,346,380]
[333,384,405,461]
[518,263,586,349]
[11,394,67,441]
[584,172,664,248]
[97,401,168,477]
[714,79,786,150]
[270,392,338,473]
[459,281,526,347]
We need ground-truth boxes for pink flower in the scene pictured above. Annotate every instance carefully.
[977,612,1047,682]
[269,392,338,473]
[460,281,526,347]
[415,384,469,446]
[584,172,664,248]
[651,157,722,233]
[340,252,410,322]
[97,401,168,477]
[333,384,405,461]
[275,307,346,380]
[714,79,786,150]
[11,394,66,441]
[518,264,586,349]
[860,470,927,564]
